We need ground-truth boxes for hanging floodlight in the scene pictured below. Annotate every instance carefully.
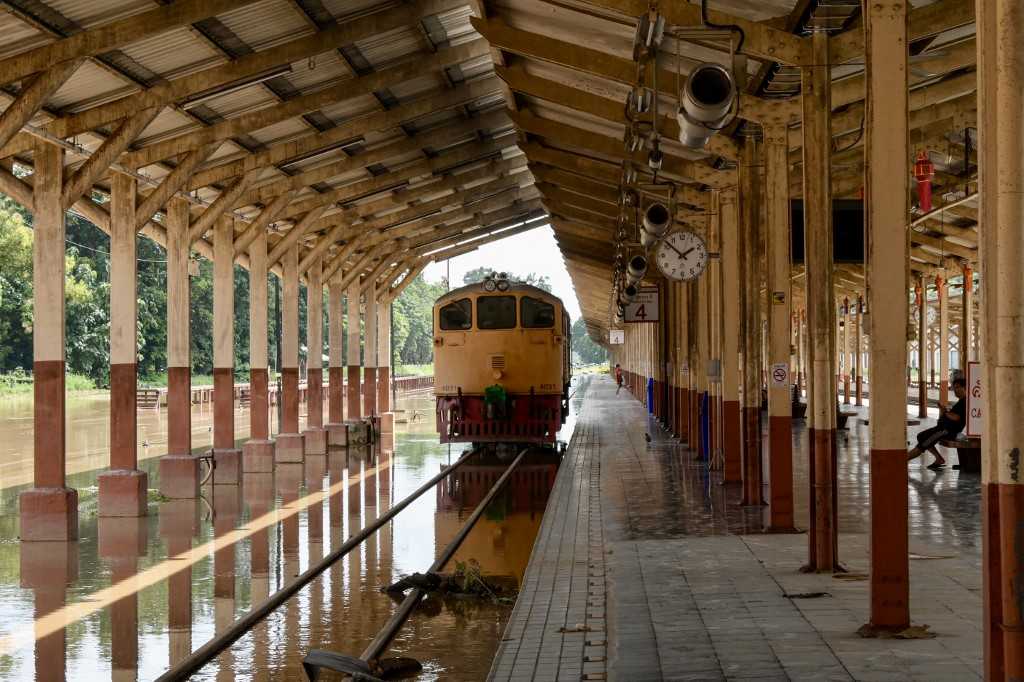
[621,284,639,303]
[677,63,737,150]
[627,254,648,285]
[642,202,671,244]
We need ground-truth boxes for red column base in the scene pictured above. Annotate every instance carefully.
[302,427,328,456]
[98,469,149,517]
[867,447,910,631]
[326,422,348,448]
[213,448,242,485]
[242,439,275,473]
[159,454,199,499]
[275,432,305,463]
[19,487,78,542]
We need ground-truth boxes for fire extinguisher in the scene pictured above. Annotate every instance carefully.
[914,150,934,213]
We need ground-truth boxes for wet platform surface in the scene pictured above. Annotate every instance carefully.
[0,390,565,680]
[491,376,982,681]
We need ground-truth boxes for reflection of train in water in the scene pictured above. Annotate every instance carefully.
[433,274,571,445]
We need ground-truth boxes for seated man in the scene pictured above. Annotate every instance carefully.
[907,377,967,469]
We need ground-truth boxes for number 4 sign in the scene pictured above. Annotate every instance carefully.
[624,288,660,323]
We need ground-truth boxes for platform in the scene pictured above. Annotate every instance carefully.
[490,376,982,681]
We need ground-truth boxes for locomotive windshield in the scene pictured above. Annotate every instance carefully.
[438,298,472,330]
[521,296,555,328]
[477,296,516,329]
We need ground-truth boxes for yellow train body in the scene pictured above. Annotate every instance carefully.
[433,282,571,443]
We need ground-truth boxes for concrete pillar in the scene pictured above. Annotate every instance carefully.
[801,30,839,572]
[937,274,949,404]
[916,278,928,418]
[961,265,973,369]
[159,197,199,498]
[212,216,241,484]
[677,280,691,446]
[99,172,147,518]
[842,299,851,404]
[303,257,327,455]
[276,245,303,462]
[243,231,274,472]
[855,295,863,405]
[98,517,146,680]
[740,136,763,505]
[326,271,347,446]
[363,280,379,418]
[19,142,78,540]
[377,298,392,414]
[979,0,1024,672]
[346,279,362,420]
[764,121,794,531]
[864,0,910,632]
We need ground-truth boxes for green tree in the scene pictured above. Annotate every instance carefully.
[461,267,553,293]
[571,317,608,366]
[0,197,34,371]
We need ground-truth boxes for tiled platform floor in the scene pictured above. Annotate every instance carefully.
[489,376,982,681]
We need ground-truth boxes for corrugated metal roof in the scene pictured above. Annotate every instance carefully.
[388,74,442,101]
[200,83,281,119]
[216,0,314,51]
[135,108,201,146]
[321,0,391,21]
[117,26,224,81]
[43,0,153,29]
[354,25,427,69]
[318,93,381,124]
[246,118,311,147]
[436,5,476,41]
[0,13,49,60]
[285,50,353,93]
[46,60,135,112]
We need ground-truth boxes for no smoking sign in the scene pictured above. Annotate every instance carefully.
[770,363,789,387]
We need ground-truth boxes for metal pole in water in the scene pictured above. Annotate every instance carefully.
[154,447,481,682]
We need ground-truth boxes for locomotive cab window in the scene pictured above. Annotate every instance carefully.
[438,298,472,330]
[521,296,555,328]
[477,296,516,329]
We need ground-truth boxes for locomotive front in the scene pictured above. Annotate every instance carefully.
[433,275,571,446]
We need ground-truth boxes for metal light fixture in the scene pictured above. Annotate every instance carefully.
[677,62,737,149]
[627,255,648,285]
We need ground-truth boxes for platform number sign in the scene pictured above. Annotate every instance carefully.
[967,360,983,437]
[624,288,659,323]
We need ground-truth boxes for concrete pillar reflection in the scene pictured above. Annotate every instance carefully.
[21,541,77,680]
[159,499,198,665]
[99,172,148,517]
[98,517,147,682]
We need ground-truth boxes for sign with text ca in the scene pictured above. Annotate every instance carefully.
[967,361,983,437]
[624,288,659,323]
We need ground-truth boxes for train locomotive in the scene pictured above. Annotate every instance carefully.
[433,273,571,446]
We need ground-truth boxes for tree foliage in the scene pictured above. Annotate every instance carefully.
[570,318,608,366]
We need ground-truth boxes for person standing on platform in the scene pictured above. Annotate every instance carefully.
[614,364,624,394]
[907,377,967,469]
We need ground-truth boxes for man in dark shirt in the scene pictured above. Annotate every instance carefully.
[908,377,967,469]
[614,364,624,394]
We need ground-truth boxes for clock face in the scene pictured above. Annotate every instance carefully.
[656,231,708,281]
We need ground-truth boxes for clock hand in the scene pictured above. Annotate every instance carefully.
[664,240,684,257]
[680,247,695,259]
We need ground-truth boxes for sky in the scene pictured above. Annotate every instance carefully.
[421,224,584,321]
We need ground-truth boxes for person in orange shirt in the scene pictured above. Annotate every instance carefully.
[614,364,623,394]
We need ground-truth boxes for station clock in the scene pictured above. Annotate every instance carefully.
[655,230,708,281]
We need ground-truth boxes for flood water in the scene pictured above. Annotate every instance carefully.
[0,383,580,680]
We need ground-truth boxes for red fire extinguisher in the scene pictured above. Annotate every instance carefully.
[914,150,934,213]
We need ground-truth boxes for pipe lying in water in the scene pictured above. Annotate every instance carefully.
[155,446,482,682]
[302,447,531,680]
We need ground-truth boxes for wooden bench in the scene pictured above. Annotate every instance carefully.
[137,388,161,410]
[940,436,981,473]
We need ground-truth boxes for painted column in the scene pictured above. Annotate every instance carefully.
[855,295,863,405]
[706,200,722,462]
[961,265,973,369]
[864,0,910,632]
[212,216,241,483]
[20,140,76,541]
[99,172,147,517]
[678,280,690,445]
[275,245,304,462]
[765,121,794,531]
[159,197,198,498]
[801,30,839,572]
[303,257,328,455]
[916,278,928,418]
[243,230,274,472]
[842,299,851,404]
[347,279,362,420]
[377,298,392,414]
[979,0,1024,673]
[363,280,379,418]
[937,274,949,404]
[740,136,762,505]
[328,272,345,423]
